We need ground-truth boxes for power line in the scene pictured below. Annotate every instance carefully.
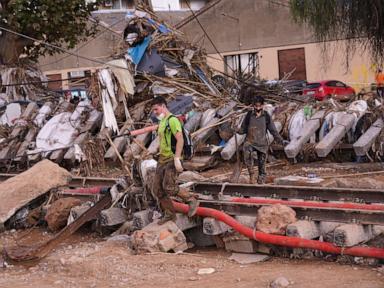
[184,0,239,78]
[0,26,129,73]
[39,17,126,68]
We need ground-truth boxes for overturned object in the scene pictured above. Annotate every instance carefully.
[131,220,188,253]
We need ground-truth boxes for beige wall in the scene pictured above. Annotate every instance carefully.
[207,41,377,92]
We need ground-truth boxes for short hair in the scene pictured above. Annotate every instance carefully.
[151,96,167,106]
[253,95,265,105]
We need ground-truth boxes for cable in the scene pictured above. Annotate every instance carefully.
[0,18,289,98]
[39,17,126,68]
[0,26,131,73]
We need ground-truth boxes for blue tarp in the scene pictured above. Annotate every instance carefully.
[127,36,151,65]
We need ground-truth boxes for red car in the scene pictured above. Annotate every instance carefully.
[303,80,356,101]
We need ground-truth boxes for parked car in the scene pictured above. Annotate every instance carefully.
[303,80,355,101]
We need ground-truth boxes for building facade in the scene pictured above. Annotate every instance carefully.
[39,0,376,92]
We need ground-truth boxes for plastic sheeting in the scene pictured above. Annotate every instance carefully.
[0,103,21,126]
[107,59,135,96]
[34,101,93,154]
[127,36,151,65]
[98,69,119,133]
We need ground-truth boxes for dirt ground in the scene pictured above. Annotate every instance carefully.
[0,231,383,288]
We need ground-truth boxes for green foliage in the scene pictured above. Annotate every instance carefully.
[0,0,101,60]
[290,0,384,64]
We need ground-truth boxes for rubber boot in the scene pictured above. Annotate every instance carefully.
[158,198,176,225]
[248,167,256,184]
[177,188,200,218]
[187,198,199,217]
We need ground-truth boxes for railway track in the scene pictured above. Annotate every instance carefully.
[193,182,384,225]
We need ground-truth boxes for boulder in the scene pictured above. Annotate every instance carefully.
[256,204,296,235]
[45,198,82,231]
[131,221,188,253]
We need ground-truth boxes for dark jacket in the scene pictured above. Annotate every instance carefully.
[239,110,283,153]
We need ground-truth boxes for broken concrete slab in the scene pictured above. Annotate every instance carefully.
[234,215,257,229]
[221,133,246,160]
[285,110,325,158]
[229,252,270,264]
[315,113,356,157]
[175,213,199,231]
[45,198,82,231]
[131,220,188,253]
[0,160,71,228]
[100,207,128,227]
[353,118,384,156]
[203,217,230,235]
[256,204,296,235]
[286,220,321,239]
[132,209,153,229]
[223,234,258,253]
[332,224,374,247]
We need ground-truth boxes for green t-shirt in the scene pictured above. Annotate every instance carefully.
[158,114,182,163]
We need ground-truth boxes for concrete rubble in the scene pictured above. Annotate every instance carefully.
[256,204,296,235]
[131,221,188,253]
[0,6,384,273]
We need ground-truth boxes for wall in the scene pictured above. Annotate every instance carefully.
[207,41,376,91]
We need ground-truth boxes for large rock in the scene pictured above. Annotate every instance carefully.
[131,221,188,253]
[256,204,296,235]
[45,198,82,231]
[0,160,71,228]
[334,177,384,189]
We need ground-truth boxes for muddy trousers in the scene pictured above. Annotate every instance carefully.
[152,161,195,216]
[243,145,267,178]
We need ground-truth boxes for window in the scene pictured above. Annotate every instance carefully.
[335,81,346,87]
[179,0,209,10]
[306,83,321,89]
[325,81,338,87]
[99,0,135,10]
[224,52,259,79]
[67,70,91,90]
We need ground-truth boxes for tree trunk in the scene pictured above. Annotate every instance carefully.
[0,31,31,65]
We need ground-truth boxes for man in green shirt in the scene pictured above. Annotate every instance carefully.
[151,96,198,225]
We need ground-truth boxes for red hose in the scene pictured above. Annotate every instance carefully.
[231,197,384,211]
[172,201,384,259]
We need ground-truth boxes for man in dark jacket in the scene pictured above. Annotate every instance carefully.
[239,95,287,184]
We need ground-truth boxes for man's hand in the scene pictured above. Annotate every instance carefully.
[283,140,290,147]
[174,157,183,173]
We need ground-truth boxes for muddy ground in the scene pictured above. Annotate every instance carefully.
[0,230,383,288]
[1,161,384,287]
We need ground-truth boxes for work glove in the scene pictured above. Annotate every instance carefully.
[174,157,184,173]
[282,140,290,147]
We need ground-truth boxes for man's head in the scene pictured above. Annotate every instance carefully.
[151,96,168,120]
[252,95,265,112]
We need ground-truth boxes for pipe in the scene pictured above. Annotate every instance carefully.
[231,198,384,212]
[172,201,384,259]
